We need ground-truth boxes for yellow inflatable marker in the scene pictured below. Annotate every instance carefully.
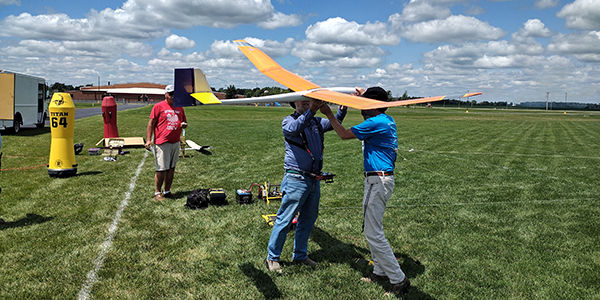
[48,93,77,177]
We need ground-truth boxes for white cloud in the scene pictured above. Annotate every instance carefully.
[292,40,386,68]
[305,17,400,46]
[0,0,20,5]
[122,0,297,29]
[390,1,451,23]
[165,34,196,50]
[473,54,547,69]
[400,15,506,43]
[0,11,169,41]
[1,39,154,58]
[292,40,378,61]
[421,39,548,69]
[241,37,295,58]
[0,0,300,85]
[557,0,600,30]
[0,0,299,42]
[511,19,553,44]
[547,31,600,62]
[206,40,243,59]
[520,19,553,38]
[258,12,303,29]
[534,0,560,9]
[420,19,554,70]
[1,0,599,103]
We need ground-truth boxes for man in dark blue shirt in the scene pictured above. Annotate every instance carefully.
[265,99,347,273]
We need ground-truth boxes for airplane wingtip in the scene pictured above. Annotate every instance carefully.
[462,92,482,98]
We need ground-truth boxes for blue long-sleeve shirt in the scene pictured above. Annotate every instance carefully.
[283,107,346,173]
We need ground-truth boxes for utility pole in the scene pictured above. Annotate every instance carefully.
[468,89,472,109]
[546,92,549,113]
[97,76,100,102]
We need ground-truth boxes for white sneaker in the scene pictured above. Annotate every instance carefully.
[265,259,282,273]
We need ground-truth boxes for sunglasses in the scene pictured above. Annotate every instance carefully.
[168,91,174,96]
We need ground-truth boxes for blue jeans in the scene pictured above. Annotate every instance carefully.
[267,172,320,261]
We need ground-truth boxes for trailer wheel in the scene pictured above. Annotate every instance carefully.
[12,114,21,133]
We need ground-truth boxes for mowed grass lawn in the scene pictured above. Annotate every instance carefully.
[1,104,599,299]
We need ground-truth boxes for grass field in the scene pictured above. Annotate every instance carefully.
[1,105,599,299]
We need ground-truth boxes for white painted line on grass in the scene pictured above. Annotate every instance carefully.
[78,151,148,300]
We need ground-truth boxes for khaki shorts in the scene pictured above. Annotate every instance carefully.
[154,142,180,171]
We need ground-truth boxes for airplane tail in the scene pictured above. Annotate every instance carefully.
[173,68,222,107]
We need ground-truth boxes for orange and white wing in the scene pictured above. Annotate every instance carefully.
[234,39,481,110]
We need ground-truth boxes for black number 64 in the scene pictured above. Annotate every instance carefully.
[51,117,68,128]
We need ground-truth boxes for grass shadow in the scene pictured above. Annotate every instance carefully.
[198,149,212,155]
[0,213,53,230]
[239,262,282,299]
[180,150,213,157]
[74,171,103,177]
[1,126,51,136]
[310,226,371,266]
[311,226,432,299]
[172,189,195,200]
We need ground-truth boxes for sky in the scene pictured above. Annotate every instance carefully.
[0,0,599,104]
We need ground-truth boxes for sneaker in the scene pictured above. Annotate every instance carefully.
[295,257,318,266]
[360,272,389,283]
[154,193,165,201]
[265,259,282,273]
[163,191,174,199]
[385,276,410,296]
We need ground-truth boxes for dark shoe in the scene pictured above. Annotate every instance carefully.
[360,272,389,283]
[295,257,318,266]
[163,191,174,199]
[265,259,282,273]
[385,276,410,296]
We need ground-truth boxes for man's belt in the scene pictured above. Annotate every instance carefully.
[286,169,335,183]
[286,169,313,177]
[365,171,394,177]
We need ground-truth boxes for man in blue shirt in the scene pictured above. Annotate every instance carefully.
[320,87,410,296]
[265,99,347,273]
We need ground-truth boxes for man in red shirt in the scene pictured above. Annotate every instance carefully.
[145,85,187,201]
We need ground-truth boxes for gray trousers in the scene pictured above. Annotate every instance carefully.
[363,174,406,284]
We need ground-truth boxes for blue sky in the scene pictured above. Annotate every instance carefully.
[1,0,599,103]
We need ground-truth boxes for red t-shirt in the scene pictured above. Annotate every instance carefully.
[150,100,186,144]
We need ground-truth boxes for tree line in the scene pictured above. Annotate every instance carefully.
[57,81,591,109]
[48,82,92,93]
[215,85,294,99]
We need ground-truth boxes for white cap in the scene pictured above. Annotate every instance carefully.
[165,85,174,93]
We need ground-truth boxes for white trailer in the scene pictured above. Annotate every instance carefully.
[0,71,48,133]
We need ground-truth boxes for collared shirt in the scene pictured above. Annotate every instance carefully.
[283,107,346,173]
[351,113,397,172]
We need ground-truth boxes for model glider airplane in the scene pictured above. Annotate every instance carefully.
[172,40,481,109]
[184,139,212,152]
